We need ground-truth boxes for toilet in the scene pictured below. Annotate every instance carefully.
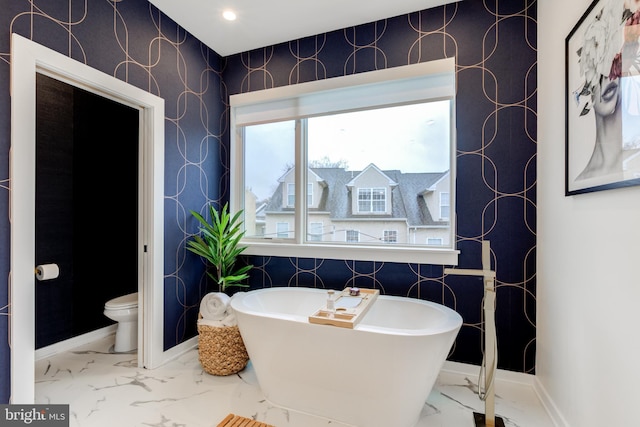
[103,292,138,353]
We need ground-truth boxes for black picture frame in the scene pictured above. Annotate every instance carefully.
[565,0,640,195]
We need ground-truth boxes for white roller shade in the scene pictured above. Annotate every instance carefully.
[231,57,455,126]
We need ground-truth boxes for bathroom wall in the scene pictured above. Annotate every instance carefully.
[0,0,537,403]
[226,0,537,374]
[0,0,225,402]
[537,0,640,425]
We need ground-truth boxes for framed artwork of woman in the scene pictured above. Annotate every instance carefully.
[566,0,640,195]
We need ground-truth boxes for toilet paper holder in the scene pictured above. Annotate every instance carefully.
[35,263,60,281]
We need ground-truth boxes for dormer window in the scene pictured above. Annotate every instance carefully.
[287,183,313,207]
[440,192,450,220]
[358,188,386,213]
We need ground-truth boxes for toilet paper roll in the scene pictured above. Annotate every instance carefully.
[35,264,60,281]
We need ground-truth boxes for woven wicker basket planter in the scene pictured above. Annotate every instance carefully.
[197,324,249,376]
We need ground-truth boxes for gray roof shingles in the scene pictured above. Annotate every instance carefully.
[264,167,448,226]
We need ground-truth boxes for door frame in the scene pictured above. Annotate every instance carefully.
[9,33,165,403]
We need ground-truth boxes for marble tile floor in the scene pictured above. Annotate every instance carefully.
[35,336,555,427]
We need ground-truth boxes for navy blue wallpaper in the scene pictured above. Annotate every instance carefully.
[225,0,537,375]
[0,0,536,403]
[0,0,225,403]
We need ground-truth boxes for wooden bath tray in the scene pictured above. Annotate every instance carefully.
[308,288,379,328]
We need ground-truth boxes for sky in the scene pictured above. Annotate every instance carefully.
[244,101,451,200]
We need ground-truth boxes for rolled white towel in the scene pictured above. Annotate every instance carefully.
[200,292,231,320]
[220,308,237,327]
[198,317,225,327]
[197,309,237,327]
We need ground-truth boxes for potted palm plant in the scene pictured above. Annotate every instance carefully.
[188,202,252,375]
[187,202,252,292]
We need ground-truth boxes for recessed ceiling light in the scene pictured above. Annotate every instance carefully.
[222,10,237,21]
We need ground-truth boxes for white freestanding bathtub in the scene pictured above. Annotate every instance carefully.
[230,287,462,427]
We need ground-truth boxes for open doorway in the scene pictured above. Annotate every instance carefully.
[10,34,165,403]
[35,73,140,349]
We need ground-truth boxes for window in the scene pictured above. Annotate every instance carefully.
[287,183,295,207]
[440,192,450,220]
[309,222,323,241]
[383,230,398,243]
[427,237,444,246]
[230,58,458,265]
[346,229,360,243]
[287,183,313,207]
[358,188,386,213]
[276,222,289,238]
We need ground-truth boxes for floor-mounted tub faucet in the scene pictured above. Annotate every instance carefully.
[444,240,504,427]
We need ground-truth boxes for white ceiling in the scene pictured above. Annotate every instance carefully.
[148,0,461,57]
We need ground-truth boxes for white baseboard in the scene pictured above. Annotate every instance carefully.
[532,376,570,427]
[442,361,567,427]
[35,325,117,360]
[34,327,199,367]
[442,360,536,385]
[158,336,198,364]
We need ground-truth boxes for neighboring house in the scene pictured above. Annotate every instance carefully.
[254,163,450,245]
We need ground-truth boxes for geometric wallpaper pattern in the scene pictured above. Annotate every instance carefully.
[0,0,536,403]
[228,0,537,376]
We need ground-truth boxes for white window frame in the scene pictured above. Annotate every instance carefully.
[308,222,323,241]
[440,191,450,220]
[346,229,360,243]
[287,183,295,207]
[230,58,459,265]
[427,237,444,246]
[383,230,398,243]
[287,182,313,207]
[358,188,386,213]
[276,222,289,238]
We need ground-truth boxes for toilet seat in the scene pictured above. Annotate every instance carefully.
[105,292,138,310]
